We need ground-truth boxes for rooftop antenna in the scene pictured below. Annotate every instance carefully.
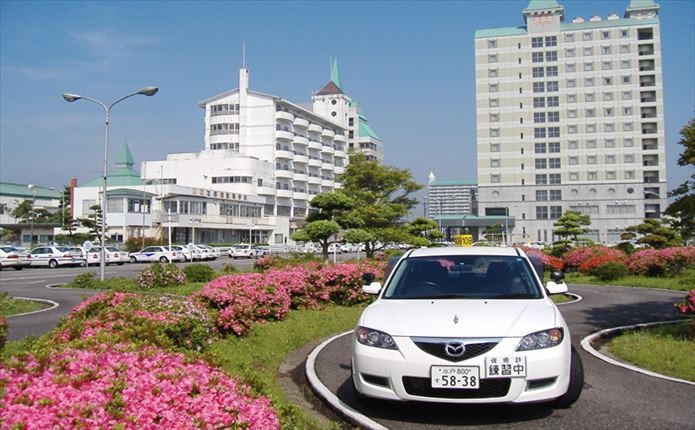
[242,41,247,68]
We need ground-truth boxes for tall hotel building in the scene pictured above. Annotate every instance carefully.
[475,0,666,244]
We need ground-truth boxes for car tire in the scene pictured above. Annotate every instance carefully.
[551,346,584,408]
[48,259,59,269]
[159,256,168,263]
[13,266,23,271]
[80,260,87,267]
[130,256,138,263]
[118,262,124,266]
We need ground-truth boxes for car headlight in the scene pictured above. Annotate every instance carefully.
[516,328,564,351]
[355,326,398,350]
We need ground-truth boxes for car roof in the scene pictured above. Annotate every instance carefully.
[406,246,525,258]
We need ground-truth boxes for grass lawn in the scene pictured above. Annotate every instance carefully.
[564,272,692,291]
[207,304,364,429]
[608,321,695,382]
[0,293,49,316]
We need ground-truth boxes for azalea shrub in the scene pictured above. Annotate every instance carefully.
[54,292,215,351]
[0,345,280,429]
[627,247,695,277]
[136,262,187,289]
[182,263,216,282]
[195,260,386,336]
[675,289,695,337]
[589,261,630,281]
[563,246,626,272]
[522,248,564,273]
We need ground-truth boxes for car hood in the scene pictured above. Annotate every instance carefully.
[359,299,560,338]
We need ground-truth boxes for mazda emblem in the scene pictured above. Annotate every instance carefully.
[444,341,466,357]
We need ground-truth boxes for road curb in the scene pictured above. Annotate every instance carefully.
[581,319,694,386]
[306,330,390,430]
[6,297,59,318]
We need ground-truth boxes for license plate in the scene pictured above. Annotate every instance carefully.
[431,366,480,389]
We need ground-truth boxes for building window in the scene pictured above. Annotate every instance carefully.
[490,143,500,152]
[586,124,596,133]
[548,158,561,169]
[584,63,594,72]
[545,51,557,62]
[569,171,579,181]
[547,112,560,123]
[569,156,579,165]
[535,159,547,169]
[488,39,497,48]
[550,206,563,219]
[583,32,593,41]
[623,122,634,131]
[547,96,559,107]
[602,61,613,70]
[603,76,613,85]
[536,174,548,184]
[548,127,560,137]
[489,98,499,107]
[491,174,500,183]
[621,59,631,69]
[586,108,596,118]
[534,112,546,123]
[548,142,560,152]
[588,171,598,180]
[620,45,630,54]
[490,128,500,137]
[625,170,635,179]
[533,97,545,108]
[622,75,631,84]
[533,67,545,78]
[585,77,595,86]
[545,36,557,46]
[565,48,575,57]
[488,54,498,63]
[533,82,545,93]
[536,206,549,220]
[583,47,594,56]
[605,138,615,148]
[491,158,501,168]
[623,106,633,115]
[536,190,548,201]
[604,107,614,116]
[566,63,576,73]
[534,128,546,138]
[568,125,578,134]
[488,68,498,78]
[601,30,611,39]
[587,139,597,148]
[620,29,629,38]
[566,78,576,88]
[547,81,559,92]
[568,140,578,149]
[549,190,562,201]
[565,33,575,42]
[567,109,577,118]
[622,91,632,100]
[624,154,634,163]
[489,113,499,122]
[605,123,615,132]
[624,138,634,147]
[601,46,611,55]
[532,37,544,48]
[587,155,597,164]
[535,142,547,153]
[549,173,561,184]
[567,94,577,103]
[585,93,595,102]
[546,66,558,77]
[532,52,544,63]
[489,83,498,92]
[606,154,616,164]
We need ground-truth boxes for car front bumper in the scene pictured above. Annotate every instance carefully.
[351,334,570,404]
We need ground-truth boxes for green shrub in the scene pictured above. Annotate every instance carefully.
[124,236,163,253]
[590,261,629,281]
[136,263,186,289]
[615,241,636,255]
[0,315,7,349]
[183,263,216,282]
[218,263,239,275]
[69,272,98,289]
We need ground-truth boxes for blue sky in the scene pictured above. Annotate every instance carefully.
[1,0,693,200]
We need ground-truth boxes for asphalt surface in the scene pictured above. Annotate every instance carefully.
[311,285,695,430]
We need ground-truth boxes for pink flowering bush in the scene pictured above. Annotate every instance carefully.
[136,262,187,289]
[563,246,626,272]
[55,291,215,351]
[522,248,564,272]
[675,289,695,338]
[626,247,695,277]
[0,345,280,429]
[195,273,292,336]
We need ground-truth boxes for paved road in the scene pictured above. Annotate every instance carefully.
[312,285,695,430]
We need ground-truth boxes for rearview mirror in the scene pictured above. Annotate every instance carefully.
[546,280,568,295]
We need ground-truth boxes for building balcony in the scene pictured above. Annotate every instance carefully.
[308,123,322,133]
[276,130,293,141]
[333,132,346,142]
[321,128,335,139]
[276,169,293,179]
[334,166,345,175]
[321,144,335,155]
[276,188,293,198]
[293,172,309,182]
[321,161,334,170]
[257,186,276,196]
[293,152,308,164]
[308,174,322,185]
[308,157,322,168]
[293,192,309,201]
[308,139,322,151]
[276,149,294,161]
[321,179,335,187]
[293,117,309,128]
[275,111,294,122]
[293,135,309,146]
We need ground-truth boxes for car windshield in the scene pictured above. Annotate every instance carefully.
[382,255,543,300]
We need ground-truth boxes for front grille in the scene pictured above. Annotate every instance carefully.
[402,377,511,399]
[412,340,498,362]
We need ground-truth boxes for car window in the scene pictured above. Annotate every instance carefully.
[383,256,542,300]
[141,247,157,253]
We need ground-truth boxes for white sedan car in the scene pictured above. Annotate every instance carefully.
[129,246,181,263]
[0,246,32,271]
[352,246,583,407]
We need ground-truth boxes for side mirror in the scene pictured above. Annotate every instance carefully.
[545,279,568,295]
[363,282,382,295]
[550,271,565,282]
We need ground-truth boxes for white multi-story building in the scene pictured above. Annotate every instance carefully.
[475,0,667,244]
[133,61,383,245]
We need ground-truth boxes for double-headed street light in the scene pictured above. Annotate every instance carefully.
[62,86,158,280]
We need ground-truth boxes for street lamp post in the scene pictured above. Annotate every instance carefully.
[248,222,255,244]
[27,184,36,247]
[62,86,158,281]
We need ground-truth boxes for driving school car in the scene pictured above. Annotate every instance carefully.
[351,246,583,407]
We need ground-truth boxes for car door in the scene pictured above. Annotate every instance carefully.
[31,247,50,266]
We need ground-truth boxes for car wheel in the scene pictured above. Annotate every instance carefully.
[118,262,124,266]
[551,346,584,408]
[80,260,87,267]
[159,256,168,263]
[48,259,59,269]
[13,266,23,271]
[130,256,138,263]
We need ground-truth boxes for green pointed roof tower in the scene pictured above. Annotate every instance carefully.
[84,143,144,187]
[316,58,344,96]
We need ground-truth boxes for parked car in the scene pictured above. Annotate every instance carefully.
[66,247,88,267]
[229,244,256,259]
[254,245,269,257]
[352,246,583,407]
[198,244,221,259]
[169,245,197,262]
[525,241,548,250]
[186,244,214,260]
[29,246,85,268]
[0,246,32,270]
[129,246,181,263]
[85,246,128,266]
